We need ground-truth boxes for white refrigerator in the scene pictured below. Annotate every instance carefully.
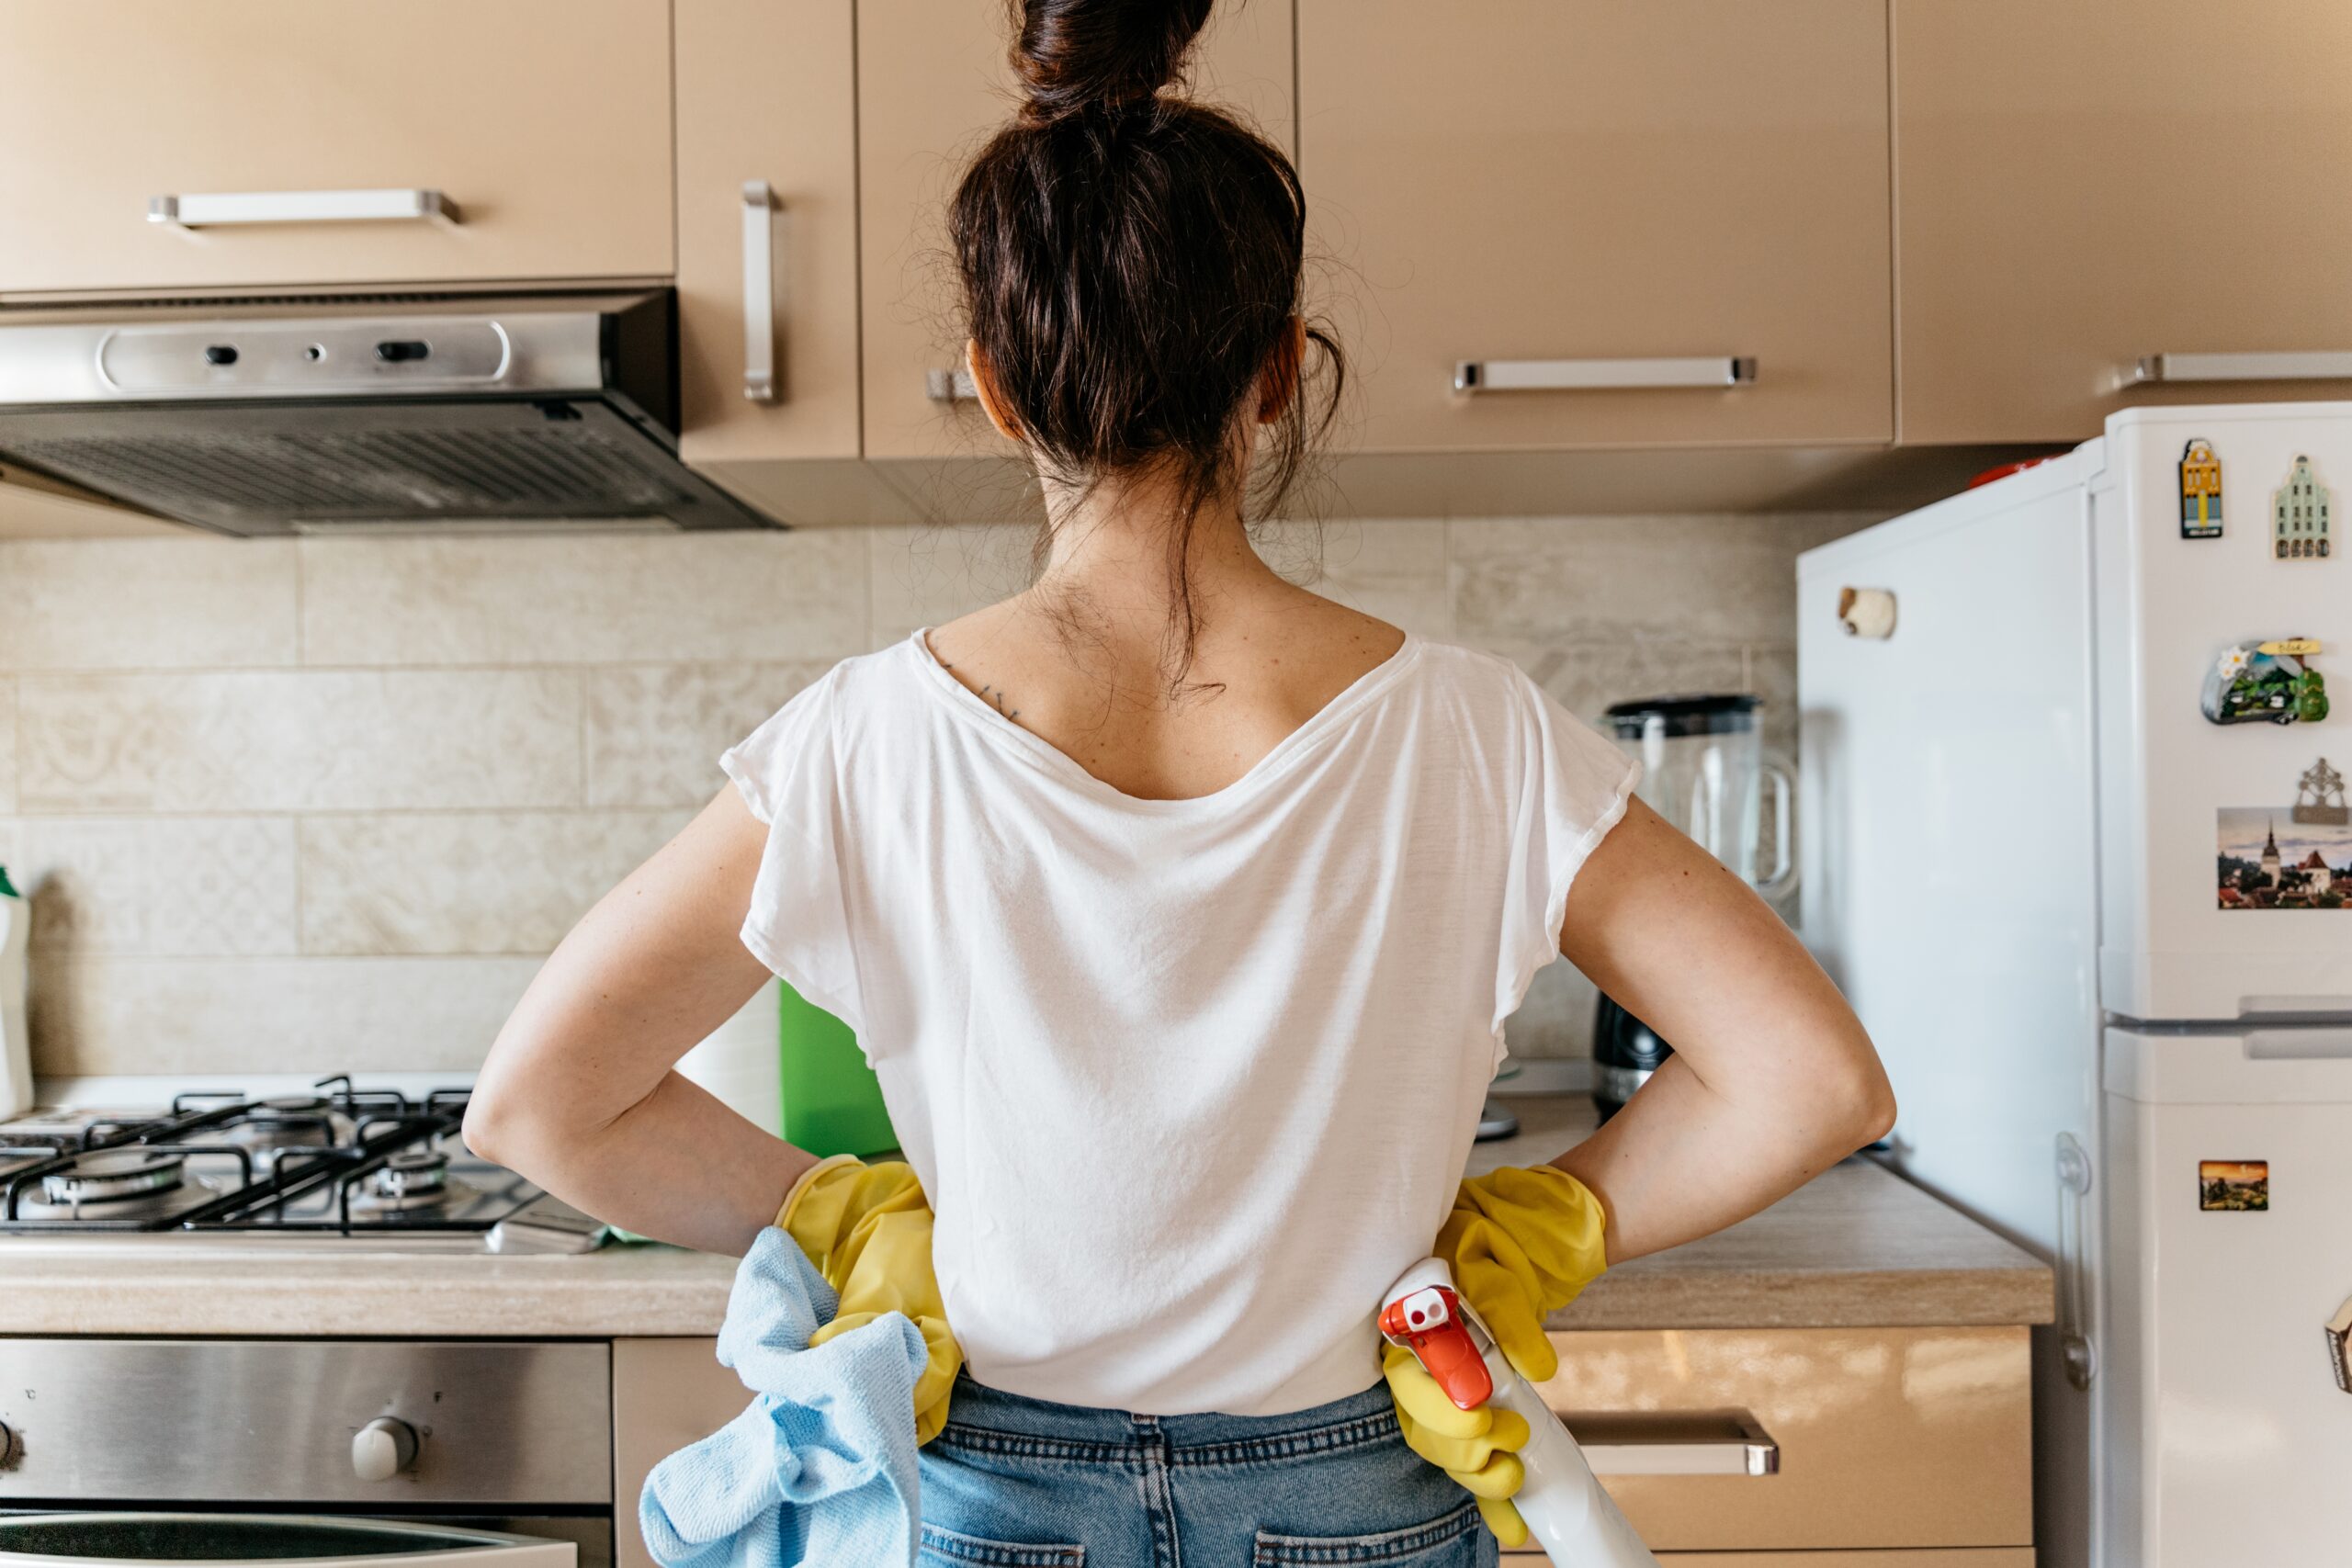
[1799,402,2352,1568]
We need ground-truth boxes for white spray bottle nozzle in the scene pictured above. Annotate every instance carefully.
[1379,1257,1661,1567]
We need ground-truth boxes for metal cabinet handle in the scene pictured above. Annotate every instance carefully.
[2126,352,2352,386]
[927,367,978,403]
[741,180,778,404]
[1561,1410,1779,1476]
[2055,1132,2098,1391]
[147,188,458,229]
[2326,1295,2352,1393]
[1454,355,1756,394]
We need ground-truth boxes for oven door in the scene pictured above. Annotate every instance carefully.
[0,1515,575,1568]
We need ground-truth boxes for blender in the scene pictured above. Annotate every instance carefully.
[1590,694,1795,1116]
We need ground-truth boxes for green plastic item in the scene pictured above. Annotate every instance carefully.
[778,979,897,1157]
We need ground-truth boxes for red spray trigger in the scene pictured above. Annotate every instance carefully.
[1378,1283,1494,1410]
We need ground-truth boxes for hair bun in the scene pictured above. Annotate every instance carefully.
[1012,0,1215,122]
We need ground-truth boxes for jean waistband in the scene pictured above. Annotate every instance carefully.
[935,1372,1399,1468]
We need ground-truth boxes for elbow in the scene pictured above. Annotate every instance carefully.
[1841,1057,1898,1155]
[458,1091,511,1170]
[461,1076,540,1176]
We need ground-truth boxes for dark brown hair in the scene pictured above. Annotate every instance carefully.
[951,0,1341,682]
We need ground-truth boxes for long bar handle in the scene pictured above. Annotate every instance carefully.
[147,188,458,229]
[2055,1132,2097,1392]
[927,367,979,402]
[741,180,778,404]
[1455,355,1756,394]
[1563,1411,1780,1477]
[2127,351,2352,386]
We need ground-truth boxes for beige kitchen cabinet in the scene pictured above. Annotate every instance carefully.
[614,1338,753,1568]
[1642,1555,2032,1567]
[0,0,672,295]
[1894,0,2352,443]
[856,0,1295,462]
[673,0,864,497]
[1509,1325,2033,1556]
[1298,0,1893,454]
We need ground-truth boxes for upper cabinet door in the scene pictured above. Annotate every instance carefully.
[858,0,1295,461]
[674,0,861,467]
[1895,0,2352,444]
[1299,1,1892,453]
[0,0,672,294]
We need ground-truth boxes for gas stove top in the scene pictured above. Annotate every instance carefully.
[0,1076,605,1253]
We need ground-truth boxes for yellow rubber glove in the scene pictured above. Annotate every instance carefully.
[1384,1163,1611,1547]
[777,1154,963,1446]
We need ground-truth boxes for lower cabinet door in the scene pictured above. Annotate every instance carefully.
[1521,1326,2033,1553]
[1508,1554,2036,1566]
[613,1339,752,1568]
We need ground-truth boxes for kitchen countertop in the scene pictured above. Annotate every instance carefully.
[0,1095,2049,1337]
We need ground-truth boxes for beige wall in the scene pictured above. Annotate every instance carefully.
[0,513,1871,1081]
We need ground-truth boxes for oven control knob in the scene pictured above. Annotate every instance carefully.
[351,1416,419,1483]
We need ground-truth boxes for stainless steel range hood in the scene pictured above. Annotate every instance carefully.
[0,291,775,536]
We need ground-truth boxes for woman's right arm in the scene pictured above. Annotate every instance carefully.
[1550,796,1895,1263]
[462,784,815,1257]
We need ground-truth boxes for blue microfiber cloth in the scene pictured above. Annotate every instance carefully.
[639,1228,928,1568]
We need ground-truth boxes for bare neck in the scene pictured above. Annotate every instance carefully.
[1026,472,1290,664]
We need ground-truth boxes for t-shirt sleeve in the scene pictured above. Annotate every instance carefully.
[718,668,865,1036]
[1494,669,1641,1041]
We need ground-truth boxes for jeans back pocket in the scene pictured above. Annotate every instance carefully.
[1251,1499,1487,1565]
[919,1521,1086,1566]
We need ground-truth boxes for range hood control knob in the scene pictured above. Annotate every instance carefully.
[351,1416,419,1483]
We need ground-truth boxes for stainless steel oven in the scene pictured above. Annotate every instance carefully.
[0,1342,612,1568]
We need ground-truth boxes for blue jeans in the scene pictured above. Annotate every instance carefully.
[917,1373,1497,1567]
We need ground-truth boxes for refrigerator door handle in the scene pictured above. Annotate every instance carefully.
[2055,1132,2098,1391]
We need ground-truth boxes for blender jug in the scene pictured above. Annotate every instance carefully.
[1590,694,1795,1115]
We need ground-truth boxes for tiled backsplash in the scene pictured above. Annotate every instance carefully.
[1,513,1872,1080]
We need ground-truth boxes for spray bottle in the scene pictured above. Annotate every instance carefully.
[1380,1258,1658,1568]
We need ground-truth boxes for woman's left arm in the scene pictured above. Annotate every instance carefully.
[462,784,816,1256]
[1551,796,1895,1264]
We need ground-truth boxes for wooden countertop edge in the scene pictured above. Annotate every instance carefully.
[1550,1264,2057,1331]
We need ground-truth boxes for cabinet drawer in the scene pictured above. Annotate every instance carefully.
[1520,1326,2030,1552]
[1298,0,1892,452]
[1586,1555,2033,1567]
[0,0,672,294]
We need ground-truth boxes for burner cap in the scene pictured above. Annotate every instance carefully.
[254,1096,329,1116]
[42,1149,185,1207]
[366,1149,450,1204]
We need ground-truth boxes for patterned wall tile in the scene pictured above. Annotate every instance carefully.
[1505,960,1600,1059]
[1452,513,1880,644]
[1258,519,1453,637]
[1476,637,1751,728]
[298,532,871,666]
[0,680,15,816]
[870,525,1037,646]
[587,661,841,808]
[0,538,298,671]
[300,810,694,956]
[27,954,546,1077]
[10,818,298,956]
[17,671,582,814]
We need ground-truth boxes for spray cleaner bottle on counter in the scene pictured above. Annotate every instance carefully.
[0,867,28,1120]
[1380,1258,1659,1568]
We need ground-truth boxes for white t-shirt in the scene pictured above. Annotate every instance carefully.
[721,631,1635,1416]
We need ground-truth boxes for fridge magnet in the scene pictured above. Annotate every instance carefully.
[2179,438,2223,538]
[2273,454,2333,559]
[2200,637,2327,725]
[2217,808,2352,908]
[2199,1159,2267,1212]
[2294,757,2349,827]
